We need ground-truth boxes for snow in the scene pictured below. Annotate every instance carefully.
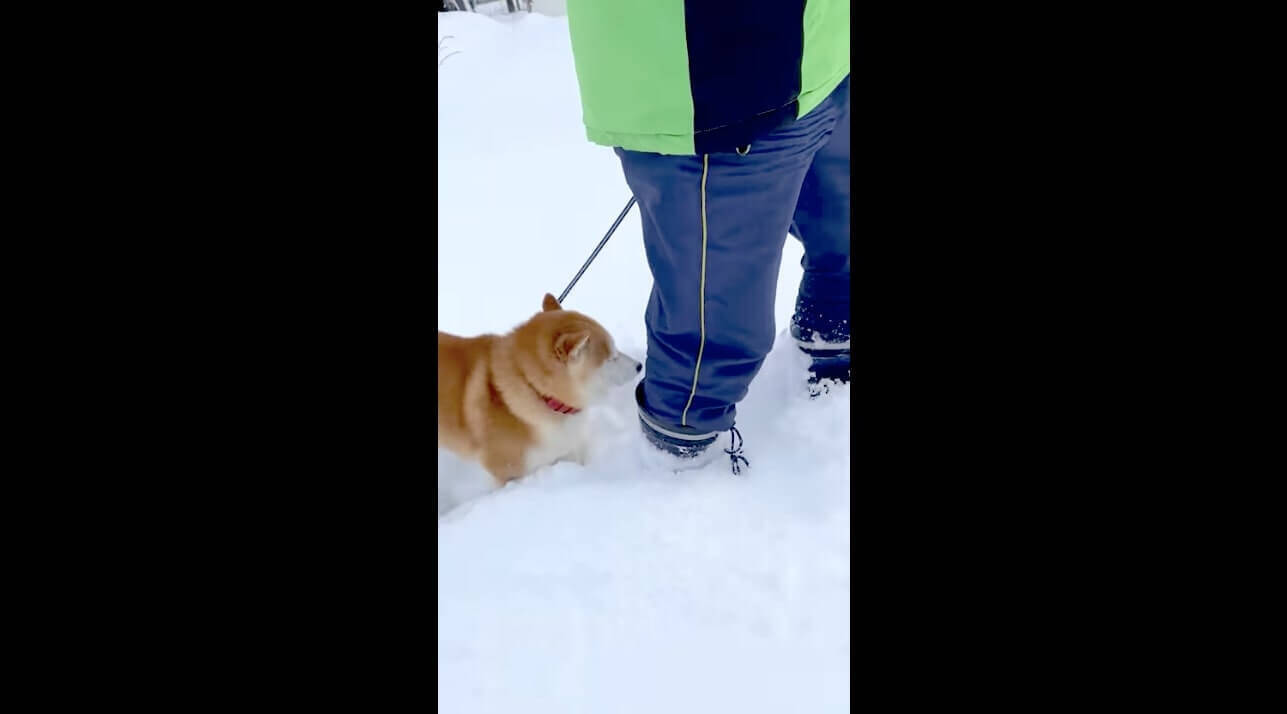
[438,11,850,713]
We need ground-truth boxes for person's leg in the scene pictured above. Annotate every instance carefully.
[615,90,848,458]
[789,76,851,387]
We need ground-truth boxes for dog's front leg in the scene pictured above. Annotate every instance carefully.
[562,429,591,467]
[568,420,594,466]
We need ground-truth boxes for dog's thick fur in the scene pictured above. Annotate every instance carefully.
[438,293,639,486]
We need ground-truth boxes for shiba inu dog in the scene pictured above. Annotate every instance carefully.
[438,293,640,488]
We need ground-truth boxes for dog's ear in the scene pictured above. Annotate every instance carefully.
[554,330,589,362]
[542,293,561,312]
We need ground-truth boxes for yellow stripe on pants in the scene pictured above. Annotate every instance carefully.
[681,154,709,427]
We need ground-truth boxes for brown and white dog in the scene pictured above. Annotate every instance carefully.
[438,293,640,489]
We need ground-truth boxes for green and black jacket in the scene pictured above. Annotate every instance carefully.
[566,0,849,155]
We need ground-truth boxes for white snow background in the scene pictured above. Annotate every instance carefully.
[438,11,851,713]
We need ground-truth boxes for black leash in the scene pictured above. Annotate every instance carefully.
[557,196,637,304]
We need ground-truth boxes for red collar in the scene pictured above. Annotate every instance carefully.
[543,395,580,415]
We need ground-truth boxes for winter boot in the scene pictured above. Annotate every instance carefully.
[635,383,749,473]
[790,299,849,397]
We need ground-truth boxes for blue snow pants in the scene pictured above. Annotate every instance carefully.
[616,75,851,436]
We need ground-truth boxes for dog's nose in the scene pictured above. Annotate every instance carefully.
[635,362,643,372]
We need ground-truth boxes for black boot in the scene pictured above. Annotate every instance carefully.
[790,303,849,397]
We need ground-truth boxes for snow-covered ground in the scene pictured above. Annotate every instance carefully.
[438,11,850,713]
